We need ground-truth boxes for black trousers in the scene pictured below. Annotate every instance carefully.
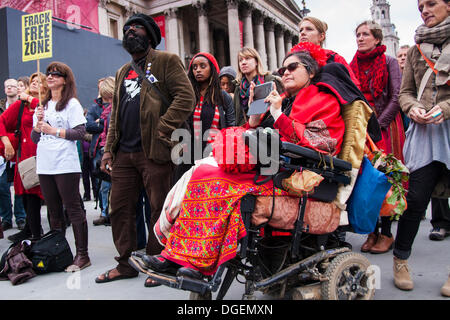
[22,194,42,238]
[394,161,449,260]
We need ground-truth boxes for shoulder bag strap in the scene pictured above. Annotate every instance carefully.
[15,101,26,160]
[129,60,171,109]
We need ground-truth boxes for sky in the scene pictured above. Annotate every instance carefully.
[294,0,424,62]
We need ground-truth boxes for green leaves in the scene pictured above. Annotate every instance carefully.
[371,151,409,220]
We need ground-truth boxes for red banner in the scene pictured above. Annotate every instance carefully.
[1,0,99,33]
[239,20,244,48]
[153,15,166,50]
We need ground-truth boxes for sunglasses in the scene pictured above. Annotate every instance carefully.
[123,24,145,33]
[46,71,65,78]
[277,62,305,77]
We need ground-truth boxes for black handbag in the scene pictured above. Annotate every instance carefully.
[30,230,73,274]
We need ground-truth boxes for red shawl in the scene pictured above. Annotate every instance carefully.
[273,84,345,155]
[350,45,388,99]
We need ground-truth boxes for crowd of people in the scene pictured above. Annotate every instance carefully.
[0,0,448,298]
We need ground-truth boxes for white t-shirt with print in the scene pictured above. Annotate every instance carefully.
[33,98,86,175]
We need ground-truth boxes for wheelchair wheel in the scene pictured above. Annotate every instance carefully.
[321,252,375,300]
[189,291,212,300]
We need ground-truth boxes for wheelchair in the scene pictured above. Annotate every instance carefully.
[129,128,375,300]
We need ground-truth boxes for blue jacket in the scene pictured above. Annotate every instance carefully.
[86,97,105,158]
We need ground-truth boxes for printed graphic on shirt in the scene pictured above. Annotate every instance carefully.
[124,69,141,102]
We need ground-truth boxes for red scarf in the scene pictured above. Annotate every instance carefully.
[350,45,388,99]
[193,96,220,143]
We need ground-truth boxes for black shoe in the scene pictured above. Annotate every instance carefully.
[141,254,180,274]
[7,229,32,243]
[16,220,26,231]
[93,216,110,226]
[1,221,12,231]
[176,267,203,280]
[429,227,449,241]
[82,195,91,201]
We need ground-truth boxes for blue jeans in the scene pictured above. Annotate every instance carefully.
[0,170,26,225]
[100,180,111,217]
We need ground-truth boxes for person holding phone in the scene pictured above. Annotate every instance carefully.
[392,0,449,295]
[233,47,283,126]
[139,46,346,278]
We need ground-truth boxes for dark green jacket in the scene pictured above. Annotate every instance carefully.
[105,49,195,164]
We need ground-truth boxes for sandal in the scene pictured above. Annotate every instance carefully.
[95,269,138,284]
[144,276,161,288]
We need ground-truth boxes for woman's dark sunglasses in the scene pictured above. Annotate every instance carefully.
[123,24,145,33]
[46,71,65,78]
[277,62,305,76]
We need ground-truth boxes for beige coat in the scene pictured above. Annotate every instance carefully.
[399,43,450,119]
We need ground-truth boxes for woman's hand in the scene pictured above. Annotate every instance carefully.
[18,92,33,103]
[265,84,283,121]
[3,139,15,161]
[36,105,44,121]
[423,105,444,125]
[37,121,55,135]
[100,152,113,175]
[408,107,429,124]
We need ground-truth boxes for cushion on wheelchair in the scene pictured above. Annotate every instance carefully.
[251,196,340,234]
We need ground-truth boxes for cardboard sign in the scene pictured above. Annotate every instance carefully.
[22,10,52,62]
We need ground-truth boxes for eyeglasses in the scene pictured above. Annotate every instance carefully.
[277,62,305,77]
[123,24,145,33]
[46,71,65,78]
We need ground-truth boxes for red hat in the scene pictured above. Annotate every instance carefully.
[189,52,220,73]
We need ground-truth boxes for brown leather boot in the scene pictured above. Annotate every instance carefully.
[361,233,378,252]
[441,274,450,297]
[370,234,394,254]
[66,222,91,272]
[393,257,414,291]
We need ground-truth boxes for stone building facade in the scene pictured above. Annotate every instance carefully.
[370,0,400,58]
[98,0,304,71]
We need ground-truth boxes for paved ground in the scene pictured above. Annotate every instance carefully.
[0,191,449,301]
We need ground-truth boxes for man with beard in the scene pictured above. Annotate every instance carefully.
[95,14,195,286]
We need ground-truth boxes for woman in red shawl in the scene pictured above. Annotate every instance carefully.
[350,21,405,254]
[141,45,345,278]
[0,72,48,240]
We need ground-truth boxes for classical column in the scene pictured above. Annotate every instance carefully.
[215,29,227,67]
[194,0,210,53]
[253,11,267,70]
[285,32,293,54]
[226,0,241,71]
[241,4,254,48]
[97,0,109,36]
[164,8,180,56]
[275,25,286,68]
[265,18,277,72]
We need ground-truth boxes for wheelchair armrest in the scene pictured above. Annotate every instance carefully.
[280,142,352,172]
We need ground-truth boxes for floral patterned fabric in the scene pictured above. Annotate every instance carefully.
[161,164,287,275]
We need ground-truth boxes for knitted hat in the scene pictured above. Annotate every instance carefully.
[219,66,237,79]
[189,52,220,73]
[124,14,161,48]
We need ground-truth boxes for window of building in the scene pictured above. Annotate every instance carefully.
[108,14,120,39]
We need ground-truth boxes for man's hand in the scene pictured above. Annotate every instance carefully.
[100,152,113,175]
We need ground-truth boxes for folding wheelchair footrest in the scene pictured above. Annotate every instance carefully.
[128,255,213,295]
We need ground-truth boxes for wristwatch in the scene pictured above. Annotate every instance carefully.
[56,128,61,138]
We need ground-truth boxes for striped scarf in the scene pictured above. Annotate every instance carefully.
[193,96,221,143]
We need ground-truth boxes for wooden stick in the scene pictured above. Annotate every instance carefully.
[37,59,42,107]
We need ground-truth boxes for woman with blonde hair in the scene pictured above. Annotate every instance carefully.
[298,16,360,88]
[0,72,48,242]
[233,47,283,126]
